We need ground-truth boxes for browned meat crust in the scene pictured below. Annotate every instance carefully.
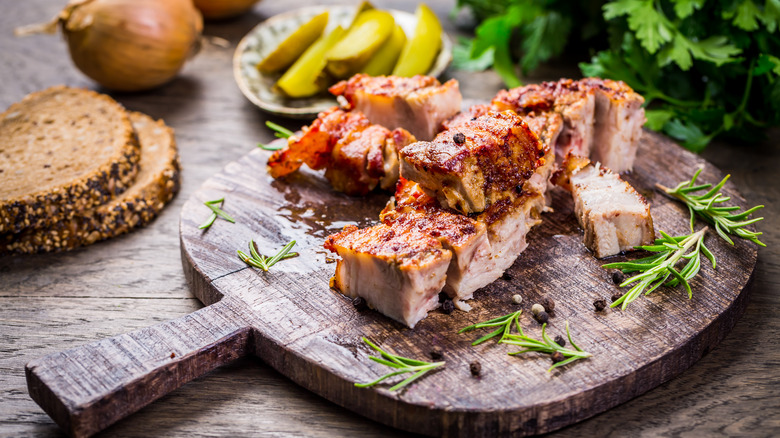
[399,110,544,214]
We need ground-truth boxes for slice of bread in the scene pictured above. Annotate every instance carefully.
[0,86,140,233]
[2,112,181,254]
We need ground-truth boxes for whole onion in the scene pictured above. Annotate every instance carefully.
[193,0,262,20]
[48,0,203,92]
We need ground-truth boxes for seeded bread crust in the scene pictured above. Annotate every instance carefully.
[1,112,181,254]
[0,86,141,233]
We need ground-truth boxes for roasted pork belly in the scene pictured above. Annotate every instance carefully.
[398,110,545,214]
[268,107,369,178]
[267,107,415,195]
[324,223,451,328]
[580,78,645,173]
[492,79,595,165]
[475,191,546,278]
[553,155,654,258]
[521,111,562,199]
[329,74,462,141]
[380,179,492,304]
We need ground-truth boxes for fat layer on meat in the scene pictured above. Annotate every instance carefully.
[329,74,462,141]
[581,78,646,173]
[399,110,544,215]
[553,155,654,258]
[324,223,451,328]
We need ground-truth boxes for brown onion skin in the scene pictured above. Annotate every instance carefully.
[193,0,261,20]
[62,0,203,92]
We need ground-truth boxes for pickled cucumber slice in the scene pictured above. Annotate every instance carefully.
[361,24,406,76]
[276,26,346,98]
[392,4,442,77]
[325,10,395,79]
[257,11,329,73]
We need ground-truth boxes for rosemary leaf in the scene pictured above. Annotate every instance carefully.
[658,168,765,246]
[603,227,715,309]
[238,240,297,272]
[356,337,444,392]
[199,198,234,229]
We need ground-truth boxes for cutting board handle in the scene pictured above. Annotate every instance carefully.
[25,297,252,438]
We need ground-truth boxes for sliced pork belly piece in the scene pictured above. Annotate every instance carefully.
[580,78,646,173]
[267,107,370,178]
[325,125,415,195]
[324,223,451,328]
[329,74,462,141]
[398,110,544,214]
[267,107,415,195]
[380,179,492,304]
[475,191,546,278]
[553,155,654,258]
[521,111,562,199]
[492,79,595,164]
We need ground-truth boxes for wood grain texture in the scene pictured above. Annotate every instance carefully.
[0,0,777,437]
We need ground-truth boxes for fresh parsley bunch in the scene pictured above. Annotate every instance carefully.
[453,0,780,151]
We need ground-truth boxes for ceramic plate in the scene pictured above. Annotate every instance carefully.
[234,5,454,119]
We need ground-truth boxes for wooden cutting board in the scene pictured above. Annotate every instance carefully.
[26,131,757,437]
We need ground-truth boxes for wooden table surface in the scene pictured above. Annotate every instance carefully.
[1,1,778,437]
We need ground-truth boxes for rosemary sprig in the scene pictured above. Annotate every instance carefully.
[459,312,591,371]
[258,120,294,151]
[355,337,444,392]
[501,322,592,372]
[458,310,522,346]
[237,240,298,271]
[603,228,716,310]
[657,168,765,246]
[198,198,235,229]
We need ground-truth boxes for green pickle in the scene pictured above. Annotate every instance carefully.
[361,24,406,76]
[392,4,442,77]
[256,11,329,73]
[325,10,395,79]
[276,26,346,98]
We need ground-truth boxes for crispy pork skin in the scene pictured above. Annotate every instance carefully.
[381,179,493,304]
[581,78,646,173]
[329,74,462,141]
[492,80,595,165]
[398,110,544,214]
[324,223,451,328]
[554,155,654,258]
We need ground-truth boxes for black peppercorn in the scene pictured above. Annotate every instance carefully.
[535,310,549,324]
[442,299,455,314]
[551,351,565,364]
[430,347,443,361]
[352,296,367,311]
[594,299,607,311]
[502,272,513,281]
[453,132,466,144]
[470,361,481,376]
[611,292,624,303]
[612,271,625,285]
[540,296,555,313]
[554,335,566,347]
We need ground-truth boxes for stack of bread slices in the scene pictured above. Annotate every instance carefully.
[0,86,181,254]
